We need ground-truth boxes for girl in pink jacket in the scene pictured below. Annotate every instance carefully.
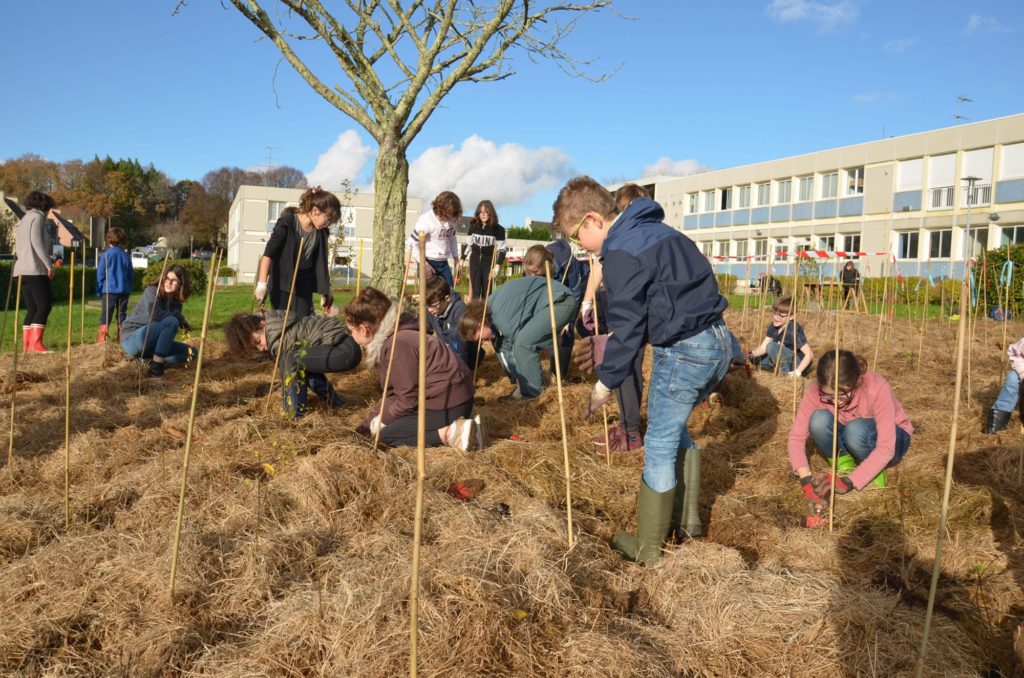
[788,349,913,501]
[985,337,1024,433]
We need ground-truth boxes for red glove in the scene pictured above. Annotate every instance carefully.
[573,334,608,373]
[800,476,824,503]
[811,471,854,499]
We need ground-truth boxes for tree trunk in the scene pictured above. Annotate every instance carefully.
[369,139,411,298]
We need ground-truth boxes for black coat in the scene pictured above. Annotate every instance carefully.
[262,210,332,307]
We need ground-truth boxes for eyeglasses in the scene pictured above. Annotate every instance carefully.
[567,215,587,245]
[820,390,852,405]
[771,310,789,318]
[165,276,181,286]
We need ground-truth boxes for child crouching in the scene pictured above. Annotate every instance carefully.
[344,288,480,450]
[985,336,1024,433]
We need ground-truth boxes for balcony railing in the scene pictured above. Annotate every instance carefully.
[962,184,992,207]
[930,186,954,209]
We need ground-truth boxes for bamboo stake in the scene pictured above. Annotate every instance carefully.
[264,237,307,414]
[791,277,802,417]
[914,276,969,678]
[827,333,841,533]
[355,238,363,295]
[471,244,501,386]
[872,258,890,371]
[917,272,929,371]
[544,260,574,548]
[102,247,112,364]
[409,237,427,678]
[372,247,414,452]
[590,273,611,467]
[137,251,171,392]
[740,257,751,335]
[64,251,75,528]
[0,260,13,354]
[79,241,86,346]
[168,250,221,600]
[7,276,22,465]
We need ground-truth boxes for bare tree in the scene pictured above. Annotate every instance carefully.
[223,0,613,294]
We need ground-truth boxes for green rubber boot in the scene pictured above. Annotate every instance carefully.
[871,469,888,488]
[836,454,857,474]
[670,447,704,540]
[611,481,675,565]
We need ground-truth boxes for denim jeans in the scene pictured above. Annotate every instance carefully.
[427,259,454,290]
[642,322,733,492]
[807,411,911,466]
[994,370,1021,412]
[759,342,795,373]
[120,316,193,364]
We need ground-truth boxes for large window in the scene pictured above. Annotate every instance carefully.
[773,239,787,255]
[754,238,768,257]
[776,179,792,204]
[268,200,287,226]
[818,235,835,251]
[845,167,864,195]
[756,183,770,206]
[1002,226,1024,247]
[739,185,751,208]
[798,176,814,201]
[844,235,861,253]
[701,241,713,256]
[821,172,838,199]
[703,190,715,212]
[735,240,749,258]
[929,229,952,258]
[720,187,733,211]
[897,232,919,259]
[716,241,729,257]
[688,193,698,214]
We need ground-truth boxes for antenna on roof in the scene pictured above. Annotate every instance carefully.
[258,145,282,186]
[954,95,972,121]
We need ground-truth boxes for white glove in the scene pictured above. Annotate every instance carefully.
[369,415,382,435]
[254,281,268,302]
[787,370,801,378]
[581,300,594,314]
[491,264,500,277]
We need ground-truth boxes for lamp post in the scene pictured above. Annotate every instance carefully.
[962,175,982,270]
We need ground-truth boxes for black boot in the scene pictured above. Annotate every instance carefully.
[307,373,345,408]
[147,359,166,378]
[984,408,1012,434]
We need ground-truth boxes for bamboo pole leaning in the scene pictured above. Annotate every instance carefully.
[372,247,414,452]
[471,245,501,387]
[590,273,611,468]
[168,251,221,601]
[79,241,86,346]
[544,260,575,549]
[264,237,307,415]
[7,276,22,466]
[138,251,171,392]
[64,251,75,528]
[827,316,841,533]
[409,238,428,678]
[355,238,363,295]
[914,275,970,678]
[0,261,14,359]
[102,248,112,364]
[872,258,890,371]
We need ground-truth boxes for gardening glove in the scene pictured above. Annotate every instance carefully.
[491,264,501,277]
[787,370,801,378]
[800,476,824,503]
[580,301,596,333]
[582,381,612,419]
[321,293,334,312]
[254,281,268,303]
[573,334,608,373]
[811,471,854,499]
[369,414,383,435]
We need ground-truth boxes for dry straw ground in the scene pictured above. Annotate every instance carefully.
[0,304,1022,676]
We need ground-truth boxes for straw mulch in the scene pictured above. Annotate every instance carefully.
[0,304,1021,677]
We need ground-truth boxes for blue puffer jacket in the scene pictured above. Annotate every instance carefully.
[597,197,728,390]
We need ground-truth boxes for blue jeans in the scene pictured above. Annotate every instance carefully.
[642,322,733,492]
[994,370,1021,412]
[759,342,795,373]
[427,259,454,290]
[120,317,194,364]
[808,411,911,466]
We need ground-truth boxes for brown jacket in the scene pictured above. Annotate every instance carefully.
[362,304,473,426]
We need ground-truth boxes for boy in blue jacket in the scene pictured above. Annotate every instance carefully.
[95,227,134,343]
[424,275,477,369]
[553,176,733,564]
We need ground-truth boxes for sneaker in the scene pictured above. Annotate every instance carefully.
[147,360,166,378]
[497,385,527,403]
[472,414,485,450]
[447,417,476,452]
[593,426,642,453]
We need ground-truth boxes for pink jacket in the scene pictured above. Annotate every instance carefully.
[1008,338,1024,378]
[788,371,913,490]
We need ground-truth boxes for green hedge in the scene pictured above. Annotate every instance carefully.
[141,259,207,293]
[506,226,552,241]
[715,274,738,291]
[0,263,116,303]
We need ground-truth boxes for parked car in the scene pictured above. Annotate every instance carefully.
[131,251,150,269]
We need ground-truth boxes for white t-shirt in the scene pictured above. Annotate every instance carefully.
[409,211,458,261]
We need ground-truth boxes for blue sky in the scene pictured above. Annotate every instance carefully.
[2,0,1022,226]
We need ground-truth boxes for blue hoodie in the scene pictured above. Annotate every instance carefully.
[96,247,135,295]
[597,197,728,390]
[426,291,478,368]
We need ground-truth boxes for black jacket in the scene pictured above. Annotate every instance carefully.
[262,210,332,303]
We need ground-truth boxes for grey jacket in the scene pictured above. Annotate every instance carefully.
[13,210,52,276]
[121,285,189,337]
[264,310,351,355]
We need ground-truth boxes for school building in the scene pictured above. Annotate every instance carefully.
[612,113,1024,281]
[227,186,424,283]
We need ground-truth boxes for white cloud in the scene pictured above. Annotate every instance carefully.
[407,135,571,215]
[306,130,373,189]
[964,14,984,33]
[640,157,710,178]
[963,13,1020,34]
[882,36,916,53]
[766,0,858,31]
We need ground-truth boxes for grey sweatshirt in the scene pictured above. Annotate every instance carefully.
[13,210,52,276]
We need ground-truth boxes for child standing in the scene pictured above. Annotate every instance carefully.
[224,311,360,418]
[464,200,506,301]
[984,337,1024,434]
[459,274,577,401]
[748,296,813,376]
[120,265,195,377]
[409,191,461,289]
[13,191,57,352]
[552,176,733,564]
[344,288,479,450]
[96,227,134,343]
[788,349,913,501]
[425,276,477,369]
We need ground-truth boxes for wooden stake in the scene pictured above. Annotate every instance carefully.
[917,272,929,371]
[590,273,612,467]
[0,261,14,354]
[827,325,841,533]
[373,248,414,452]
[355,238,363,295]
[409,237,427,678]
[168,250,222,600]
[872,258,890,371]
[740,257,751,335]
[79,241,86,346]
[264,237,307,414]
[7,276,21,465]
[64,251,75,528]
[137,251,171,392]
[471,244,501,386]
[545,260,575,548]
[102,247,112,364]
[914,276,970,678]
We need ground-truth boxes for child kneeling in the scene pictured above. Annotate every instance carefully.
[748,295,812,376]
[789,349,913,501]
[344,288,480,450]
[984,336,1024,434]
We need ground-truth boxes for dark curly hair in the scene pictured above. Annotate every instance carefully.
[23,191,56,212]
[224,313,264,356]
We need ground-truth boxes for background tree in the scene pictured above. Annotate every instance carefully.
[222,0,612,295]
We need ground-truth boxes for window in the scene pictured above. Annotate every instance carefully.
[845,167,864,195]
[736,240,748,258]
[754,238,768,257]
[756,183,770,206]
[773,239,787,255]
[716,241,729,257]
[844,235,861,253]
[344,225,357,238]
[929,229,952,258]
[701,241,713,256]
[776,179,792,204]
[703,190,715,212]
[267,200,287,227]
[688,193,699,213]
[897,232,919,259]
[930,186,954,209]
[818,235,835,251]
[821,172,838,199]
[798,176,813,201]
[720,188,733,211]
[1002,227,1024,246]
[739,185,751,208]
